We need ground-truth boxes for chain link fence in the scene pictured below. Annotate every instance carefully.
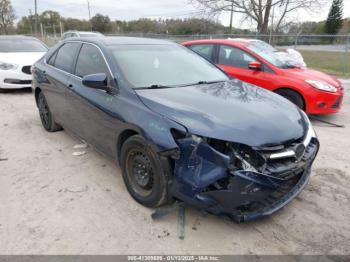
[39,33,350,77]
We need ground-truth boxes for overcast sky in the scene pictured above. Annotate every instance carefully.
[12,0,350,29]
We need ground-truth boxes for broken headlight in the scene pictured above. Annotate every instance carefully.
[170,128,264,173]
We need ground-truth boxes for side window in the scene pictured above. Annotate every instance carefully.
[189,44,214,62]
[218,45,255,69]
[53,42,81,73]
[75,44,109,78]
[47,50,58,65]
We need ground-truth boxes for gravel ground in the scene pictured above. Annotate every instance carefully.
[0,82,349,255]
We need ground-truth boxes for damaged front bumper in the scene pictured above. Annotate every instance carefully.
[169,129,319,223]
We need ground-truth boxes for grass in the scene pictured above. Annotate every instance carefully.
[299,50,350,78]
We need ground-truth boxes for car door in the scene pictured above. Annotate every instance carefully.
[65,43,120,156]
[43,42,81,125]
[216,44,275,90]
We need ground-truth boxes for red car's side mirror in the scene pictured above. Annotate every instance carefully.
[248,61,262,71]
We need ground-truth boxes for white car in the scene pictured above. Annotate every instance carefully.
[62,31,103,39]
[0,36,48,90]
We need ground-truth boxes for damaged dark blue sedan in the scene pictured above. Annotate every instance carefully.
[32,37,319,222]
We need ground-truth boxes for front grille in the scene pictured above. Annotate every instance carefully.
[22,66,32,75]
[332,95,343,109]
[260,138,319,180]
[4,78,32,85]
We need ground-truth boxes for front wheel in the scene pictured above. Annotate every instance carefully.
[120,135,171,207]
[37,92,62,132]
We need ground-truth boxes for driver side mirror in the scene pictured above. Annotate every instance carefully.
[248,61,262,71]
[82,73,109,91]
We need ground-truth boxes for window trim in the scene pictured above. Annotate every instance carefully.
[45,42,82,76]
[44,40,114,81]
[218,44,256,69]
[188,43,216,63]
[73,43,111,79]
[217,44,276,74]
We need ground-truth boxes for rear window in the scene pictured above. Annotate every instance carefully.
[52,42,81,73]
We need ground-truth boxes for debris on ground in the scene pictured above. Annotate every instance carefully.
[63,185,89,193]
[151,201,186,240]
[309,115,345,128]
[178,203,185,240]
[192,218,201,231]
[73,143,88,149]
[157,230,170,239]
[72,151,86,156]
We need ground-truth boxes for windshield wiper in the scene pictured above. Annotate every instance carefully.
[138,84,174,90]
[138,80,226,89]
[179,80,226,87]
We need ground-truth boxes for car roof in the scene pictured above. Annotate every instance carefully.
[182,38,259,47]
[64,36,176,46]
[65,31,100,34]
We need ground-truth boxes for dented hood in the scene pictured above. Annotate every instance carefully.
[136,80,307,147]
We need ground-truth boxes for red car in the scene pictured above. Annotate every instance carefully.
[182,39,344,114]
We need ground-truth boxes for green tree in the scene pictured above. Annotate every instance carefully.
[325,0,343,35]
[40,10,61,34]
[0,0,15,34]
[62,18,90,31]
[17,15,35,34]
[91,13,111,33]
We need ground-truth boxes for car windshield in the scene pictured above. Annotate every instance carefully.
[110,44,228,88]
[247,42,291,69]
[0,39,48,52]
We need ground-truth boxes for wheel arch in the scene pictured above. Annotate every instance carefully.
[273,87,306,110]
[34,87,42,106]
[117,129,139,164]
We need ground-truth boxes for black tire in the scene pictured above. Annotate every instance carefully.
[275,89,305,110]
[37,91,62,132]
[120,135,171,208]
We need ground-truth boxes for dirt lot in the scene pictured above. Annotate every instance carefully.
[0,81,350,255]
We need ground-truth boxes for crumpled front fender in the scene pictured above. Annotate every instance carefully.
[170,136,230,208]
[173,137,230,189]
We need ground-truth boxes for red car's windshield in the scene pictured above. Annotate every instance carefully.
[247,42,293,69]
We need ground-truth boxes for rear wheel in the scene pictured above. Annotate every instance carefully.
[120,135,171,207]
[37,92,62,132]
[275,89,305,110]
